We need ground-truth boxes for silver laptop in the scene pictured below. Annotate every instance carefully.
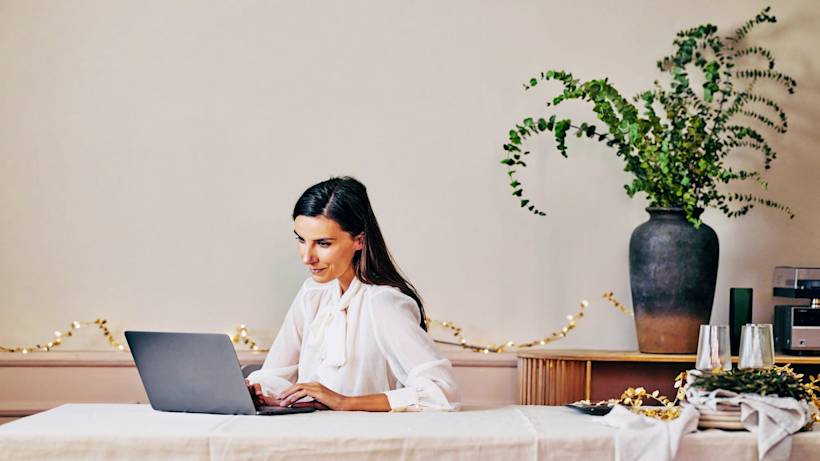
[125,331,315,416]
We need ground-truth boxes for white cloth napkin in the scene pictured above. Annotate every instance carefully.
[597,404,699,461]
[306,277,362,367]
[686,387,814,461]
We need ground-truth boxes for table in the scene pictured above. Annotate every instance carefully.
[517,349,820,405]
[1,404,818,460]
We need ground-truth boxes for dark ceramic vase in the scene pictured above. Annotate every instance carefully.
[629,207,719,353]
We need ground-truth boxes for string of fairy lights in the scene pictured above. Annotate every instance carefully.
[0,292,632,354]
[427,292,631,353]
[0,319,126,354]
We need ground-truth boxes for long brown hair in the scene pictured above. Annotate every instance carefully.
[292,176,427,330]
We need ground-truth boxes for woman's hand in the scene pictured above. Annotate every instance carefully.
[277,382,348,410]
[246,380,287,407]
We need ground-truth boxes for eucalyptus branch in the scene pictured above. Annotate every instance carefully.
[501,6,796,225]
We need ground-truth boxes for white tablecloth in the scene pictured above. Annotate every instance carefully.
[1,404,818,460]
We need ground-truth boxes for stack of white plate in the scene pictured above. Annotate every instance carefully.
[690,403,745,430]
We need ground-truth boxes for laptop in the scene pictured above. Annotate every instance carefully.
[125,331,315,416]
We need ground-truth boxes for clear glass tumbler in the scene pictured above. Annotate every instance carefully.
[738,323,775,369]
[695,325,732,371]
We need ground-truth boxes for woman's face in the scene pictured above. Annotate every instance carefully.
[294,215,363,284]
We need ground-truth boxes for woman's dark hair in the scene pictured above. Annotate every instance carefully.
[293,176,427,331]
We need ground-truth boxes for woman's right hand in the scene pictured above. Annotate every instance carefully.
[246,380,286,407]
[246,380,329,409]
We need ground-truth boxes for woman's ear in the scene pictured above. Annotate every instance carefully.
[354,233,364,251]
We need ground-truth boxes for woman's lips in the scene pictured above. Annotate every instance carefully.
[310,267,326,274]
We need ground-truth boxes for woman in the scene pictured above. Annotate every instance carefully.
[246,176,461,412]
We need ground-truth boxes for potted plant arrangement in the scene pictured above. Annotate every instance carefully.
[500,7,797,353]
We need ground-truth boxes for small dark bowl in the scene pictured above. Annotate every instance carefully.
[565,402,614,416]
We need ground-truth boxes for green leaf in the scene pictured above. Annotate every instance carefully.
[508,130,521,145]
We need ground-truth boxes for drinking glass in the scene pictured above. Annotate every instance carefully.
[738,324,775,369]
[695,325,732,371]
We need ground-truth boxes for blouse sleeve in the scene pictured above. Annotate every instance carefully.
[246,280,310,397]
[367,288,462,412]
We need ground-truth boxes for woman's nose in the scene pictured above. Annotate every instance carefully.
[302,247,317,264]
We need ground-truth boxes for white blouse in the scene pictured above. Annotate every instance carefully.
[246,276,461,411]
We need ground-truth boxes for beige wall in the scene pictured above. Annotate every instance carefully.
[1,0,819,352]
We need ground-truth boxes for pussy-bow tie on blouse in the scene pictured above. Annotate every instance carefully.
[306,277,363,367]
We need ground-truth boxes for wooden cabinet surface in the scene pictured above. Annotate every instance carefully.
[517,349,820,405]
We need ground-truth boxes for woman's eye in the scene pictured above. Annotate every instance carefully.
[295,237,304,243]
[318,242,331,248]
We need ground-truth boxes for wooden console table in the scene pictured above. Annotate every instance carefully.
[517,349,820,405]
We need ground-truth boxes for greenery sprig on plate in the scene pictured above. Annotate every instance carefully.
[690,365,820,404]
[500,6,796,227]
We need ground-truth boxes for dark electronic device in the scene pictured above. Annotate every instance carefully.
[729,288,753,356]
[772,266,820,356]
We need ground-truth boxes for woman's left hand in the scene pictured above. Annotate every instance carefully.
[277,382,348,410]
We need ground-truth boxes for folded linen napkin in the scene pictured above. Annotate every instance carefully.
[686,387,814,461]
[598,404,699,461]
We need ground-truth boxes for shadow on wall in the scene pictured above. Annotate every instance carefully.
[713,7,820,325]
